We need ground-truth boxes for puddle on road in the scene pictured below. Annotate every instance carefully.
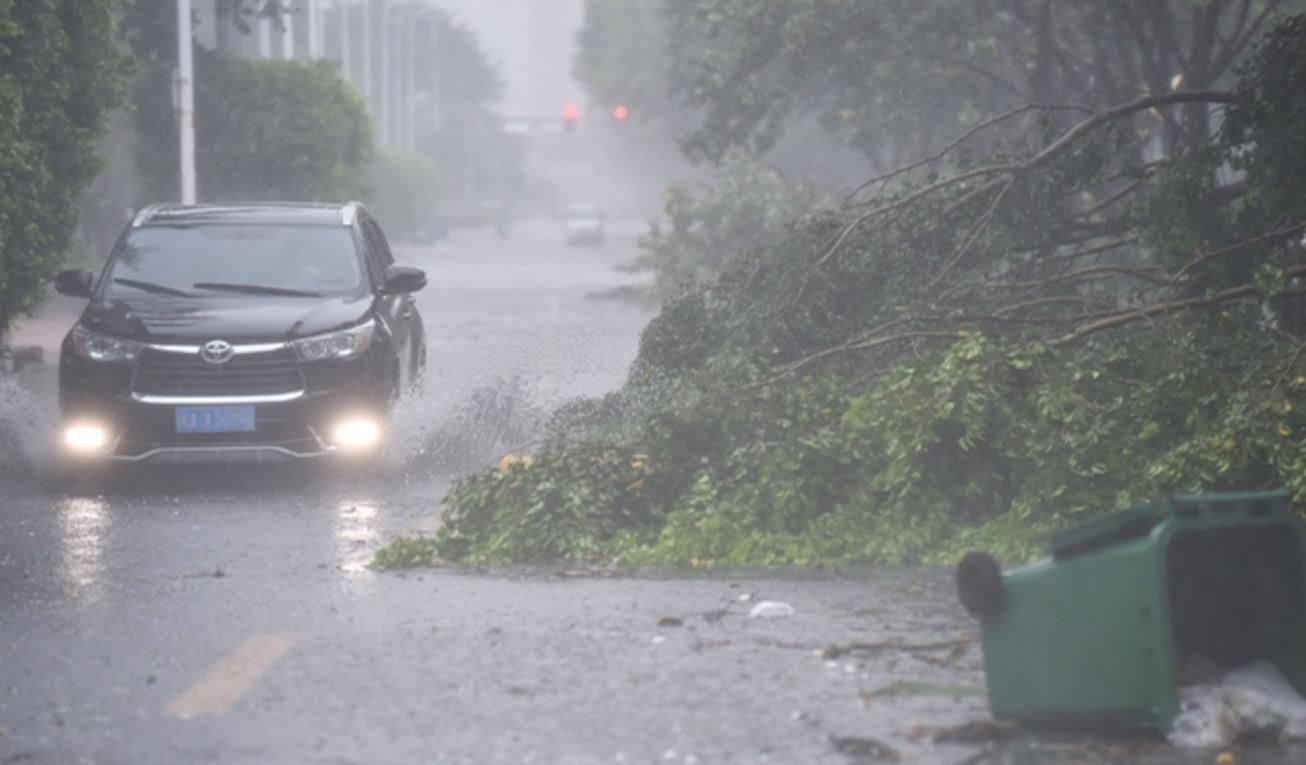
[334,501,380,574]
[55,496,109,602]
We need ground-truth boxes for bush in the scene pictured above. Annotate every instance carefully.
[366,152,441,241]
[0,1,124,332]
[630,155,823,297]
[134,48,371,203]
[374,15,1306,570]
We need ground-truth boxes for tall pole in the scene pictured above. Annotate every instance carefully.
[307,0,322,59]
[257,12,272,58]
[361,0,372,102]
[404,22,415,153]
[176,0,197,204]
[282,7,295,60]
[379,0,391,149]
[340,2,352,82]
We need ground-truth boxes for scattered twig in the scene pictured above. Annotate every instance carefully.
[823,637,973,660]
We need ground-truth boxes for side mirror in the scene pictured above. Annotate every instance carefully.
[383,265,426,294]
[54,269,95,298]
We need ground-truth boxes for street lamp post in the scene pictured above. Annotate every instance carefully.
[176,0,197,204]
[281,4,295,60]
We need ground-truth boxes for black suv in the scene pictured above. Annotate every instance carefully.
[53,202,426,464]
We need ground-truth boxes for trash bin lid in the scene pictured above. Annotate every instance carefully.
[1047,490,1291,560]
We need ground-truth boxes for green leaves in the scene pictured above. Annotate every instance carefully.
[388,13,1306,569]
[0,0,124,330]
[632,154,823,298]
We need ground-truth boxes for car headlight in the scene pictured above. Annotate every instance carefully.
[71,327,144,363]
[292,320,376,362]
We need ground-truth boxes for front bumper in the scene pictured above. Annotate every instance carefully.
[60,340,393,464]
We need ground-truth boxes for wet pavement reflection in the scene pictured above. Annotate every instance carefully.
[3,227,1303,763]
[56,497,109,603]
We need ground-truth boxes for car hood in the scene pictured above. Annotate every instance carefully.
[78,294,373,344]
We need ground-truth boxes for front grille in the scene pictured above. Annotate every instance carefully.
[132,347,304,397]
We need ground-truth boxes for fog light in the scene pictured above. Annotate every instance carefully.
[63,422,109,454]
[332,417,381,452]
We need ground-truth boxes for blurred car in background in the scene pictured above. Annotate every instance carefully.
[562,203,605,246]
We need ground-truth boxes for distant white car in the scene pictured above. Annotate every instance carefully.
[562,204,605,246]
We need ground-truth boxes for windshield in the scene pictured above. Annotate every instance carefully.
[563,204,602,220]
[104,224,364,298]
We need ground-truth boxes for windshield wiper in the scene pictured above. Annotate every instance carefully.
[113,278,194,297]
[193,282,324,298]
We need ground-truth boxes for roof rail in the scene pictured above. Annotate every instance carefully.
[340,201,362,227]
[131,204,164,228]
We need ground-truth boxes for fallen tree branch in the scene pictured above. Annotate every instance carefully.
[817,165,1020,267]
[819,90,1238,270]
[754,330,969,387]
[842,102,1091,204]
[1170,219,1306,285]
[1051,264,1306,346]
[927,178,1015,288]
[979,261,1165,292]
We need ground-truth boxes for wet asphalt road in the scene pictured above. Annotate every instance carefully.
[2,222,1304,764]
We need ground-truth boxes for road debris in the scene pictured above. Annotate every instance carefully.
[747,600,794,619]
[829,734,900,762]
[823,638,971,660]
[1171,661,1306,747]
[863,681,982,699]
[906,719,1016,744]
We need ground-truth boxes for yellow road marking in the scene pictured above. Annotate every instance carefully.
[166,632,302,719]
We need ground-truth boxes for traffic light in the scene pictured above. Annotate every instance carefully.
[612,104,629,122]
[562,103,580,132]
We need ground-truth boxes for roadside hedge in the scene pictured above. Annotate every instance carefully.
[0,0,124,333]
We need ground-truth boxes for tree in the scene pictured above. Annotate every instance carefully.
[0,0,125,334]
[394,14,1306,567]
[122,1,372,204]
[410,7,516,208]
[574,0,682,135]
[666,0,1305,168]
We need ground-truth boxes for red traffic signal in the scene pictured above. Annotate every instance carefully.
[612,104,629,121]
[562,103,580,132]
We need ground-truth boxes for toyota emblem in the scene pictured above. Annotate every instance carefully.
[200,339,235,365]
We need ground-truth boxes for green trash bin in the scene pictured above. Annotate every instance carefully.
[957,490,1306,733]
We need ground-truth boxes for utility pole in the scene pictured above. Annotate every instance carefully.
[361,0,372,102]
[307,0,322,59]
[404,21,416,153]
[339,2,352,81]
[257,10,272,58]
[282,6,295,60]
[378,0,391,149]
[176,0,197,204]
